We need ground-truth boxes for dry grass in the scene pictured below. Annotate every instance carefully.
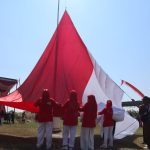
[0,121,37,137]
[0,121,145,150]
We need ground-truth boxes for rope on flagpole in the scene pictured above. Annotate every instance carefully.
[113,80,139,108]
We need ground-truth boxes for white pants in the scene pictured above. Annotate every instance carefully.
[103,126,113,147]
[80,127,94,150]
[53,117,62,132]
[62,125,77,148]
[99,115,104,138]
[37,121,53,149]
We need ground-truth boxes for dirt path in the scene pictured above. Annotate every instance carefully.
[0,133,144,150]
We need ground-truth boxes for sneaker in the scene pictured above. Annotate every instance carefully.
[143,144,148,149]
[100,144,107,149]
[36,144,43,149]
[108,145,113,149]
[61,145,68,150]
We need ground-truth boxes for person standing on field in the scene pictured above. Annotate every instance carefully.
[139,96,150,149]
[34,89,59,150]
[80,95,97,150]
[62,90,80,150]
[98,100,114,149]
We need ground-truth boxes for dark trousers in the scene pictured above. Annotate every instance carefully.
[143,122,150,147]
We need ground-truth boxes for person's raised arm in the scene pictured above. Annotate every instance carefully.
[98,108,105,115]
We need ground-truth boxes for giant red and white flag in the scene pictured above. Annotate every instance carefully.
[0,11,138,138]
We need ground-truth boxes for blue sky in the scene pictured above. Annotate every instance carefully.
[0,0,150,102]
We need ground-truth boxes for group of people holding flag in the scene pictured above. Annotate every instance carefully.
[34,89,114,150]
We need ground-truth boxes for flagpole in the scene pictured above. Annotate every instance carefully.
[53,0,60,99]
[57,0,60,27]
[52,1,61,133]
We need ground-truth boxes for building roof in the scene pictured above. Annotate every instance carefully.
[0,77,18,93]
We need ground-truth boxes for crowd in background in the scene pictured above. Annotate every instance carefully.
[0,110,15,124]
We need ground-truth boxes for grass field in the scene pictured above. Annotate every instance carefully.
[0,121,146,150]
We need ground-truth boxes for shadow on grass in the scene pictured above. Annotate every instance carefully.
[0,134,143,150]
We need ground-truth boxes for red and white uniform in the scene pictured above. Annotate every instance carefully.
[80,95,97,150]
[62,91,80,150]
[34,89,59,149]
[98,100,114,148]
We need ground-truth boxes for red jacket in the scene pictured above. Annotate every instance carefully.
[62,99,80,126]
[34,98,57,122]
[98,107,113,127]
[81,95,97,128]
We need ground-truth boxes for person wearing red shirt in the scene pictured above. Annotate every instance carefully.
[98,100,114,149]
[80,95,97,150]
[34,89,59,150]
[62,90,80,150]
